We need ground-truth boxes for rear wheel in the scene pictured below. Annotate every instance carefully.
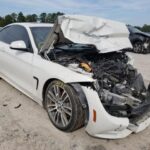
[44,80,85,132]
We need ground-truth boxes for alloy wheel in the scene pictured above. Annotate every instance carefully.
[46,84,72,128]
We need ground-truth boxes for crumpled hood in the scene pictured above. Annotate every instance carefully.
[41,15,132,53]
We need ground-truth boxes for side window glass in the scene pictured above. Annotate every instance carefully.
[10,26,30,48]
[0,25,29,45]
[0,26,12,43]
[0,25,32,52]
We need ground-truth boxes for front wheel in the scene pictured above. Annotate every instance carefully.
[44,80,85,132]
[133,41,144,53]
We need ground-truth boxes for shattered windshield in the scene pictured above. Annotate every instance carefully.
[30,27,51,50]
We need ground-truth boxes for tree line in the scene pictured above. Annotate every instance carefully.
[0,12,64,27]
[0,12,150,32]
[135,25,150,32]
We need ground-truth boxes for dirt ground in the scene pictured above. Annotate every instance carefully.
[0,52,150,150]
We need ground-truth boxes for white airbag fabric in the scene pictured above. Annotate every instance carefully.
[58,15,132,53]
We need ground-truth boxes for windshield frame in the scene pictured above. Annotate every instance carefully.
[30,26,52,51]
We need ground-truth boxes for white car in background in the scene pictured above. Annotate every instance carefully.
[0,15,150,139]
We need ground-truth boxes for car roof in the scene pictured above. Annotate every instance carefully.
[6,23,54,28]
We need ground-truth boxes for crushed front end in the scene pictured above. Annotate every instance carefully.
[41,15,150,139]
[47,46,150,139]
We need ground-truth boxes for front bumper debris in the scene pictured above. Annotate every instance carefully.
[82,85,150,139]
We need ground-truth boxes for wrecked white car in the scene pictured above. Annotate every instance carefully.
[0,15,150,139]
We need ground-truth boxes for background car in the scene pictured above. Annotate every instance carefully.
[127,25,150,53]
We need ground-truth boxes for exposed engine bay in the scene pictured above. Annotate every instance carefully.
[44,43,150,120]
[38,15,150,138]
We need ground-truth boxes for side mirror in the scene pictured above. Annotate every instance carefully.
[10,41,28,52]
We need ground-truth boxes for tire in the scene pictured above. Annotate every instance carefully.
[133,41,144,53]
[43,80,85,132]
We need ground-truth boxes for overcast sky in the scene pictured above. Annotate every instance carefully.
[0,0,149,26]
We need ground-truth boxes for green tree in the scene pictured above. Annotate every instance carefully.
[0,12,65,26]
[46,13,52,22]
[11,13,17,22]
[57,12,64,16]
[45,12,64,23]
[40,13,47,22]
[142,24,150,32]
[32,14,38,22]
[26,14,37,22]
[17,12,26,22]
[26,15,32,22]
[0,17,5,27]
[4,15,13,25]
[50,13,57,23]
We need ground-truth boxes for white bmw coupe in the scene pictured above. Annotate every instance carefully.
[0,15,150,139]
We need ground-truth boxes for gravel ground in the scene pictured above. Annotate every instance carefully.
[0,52,150,150]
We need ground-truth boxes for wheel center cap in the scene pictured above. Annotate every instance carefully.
[56,102,63,109]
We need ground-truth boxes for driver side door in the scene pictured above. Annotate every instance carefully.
[0,25,35,95]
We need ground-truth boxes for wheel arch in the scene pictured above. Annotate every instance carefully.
[132,37,144,44]
[42,78,91,124]
[42,78,58,107]
[70,82,90,124]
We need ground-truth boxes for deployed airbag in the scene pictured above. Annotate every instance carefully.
[41,15,132,53]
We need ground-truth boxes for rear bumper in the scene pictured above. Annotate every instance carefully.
[82,86,150,139]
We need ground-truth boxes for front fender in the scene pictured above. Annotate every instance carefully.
[34,55,94,83]
[33,55,94,102]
